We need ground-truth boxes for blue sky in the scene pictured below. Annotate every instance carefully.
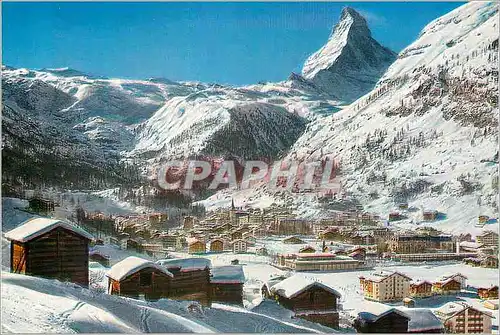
[3,2,464,85]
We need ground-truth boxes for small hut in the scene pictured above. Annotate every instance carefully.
[283,236,305,244]
[5,218,93,287]
[270,275,341,328]
[231,239,248,253]
[432,278,461,295]
[353,302,410,333]
[107,256,173,300]
[403,297,415,308]
[422,210,438,221]
[157,258,212,305]
[210,265,245,305]
[28,197,56,214]
[188,239,206,254]
[478,286,499,299]
[299,246,316,253]
[410,280,433,298]
[209,239,224,253]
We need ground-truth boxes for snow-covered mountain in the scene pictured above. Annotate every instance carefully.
[302,7,397,102]
[201,2,499,236]
[3,7,397,188]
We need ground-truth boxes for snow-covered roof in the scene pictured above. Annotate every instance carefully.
[356,302,410,322]
[89,250,110,258]
[156,257,211,271]
[459,241,483,249]
[271,275,341,299]
[400,308,444,332]
[435,302,468,317]
[362,270,412,282]
[106,256,173,281]
[438,272,468,282]
[211,265,245,284]
[4,217,94,242]
[411,280,432,286]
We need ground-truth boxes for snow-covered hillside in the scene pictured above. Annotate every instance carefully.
[202,2,499,236]
[2,271,337,333]
[302,7,397,102]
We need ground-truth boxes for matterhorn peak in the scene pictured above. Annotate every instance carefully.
[301,7,396,102]
[337,7,370,32]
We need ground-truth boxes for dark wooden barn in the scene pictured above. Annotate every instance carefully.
[156,258,212,305]
[5,218,93,287]
[210,265,245,305]
[28,198,56,214]
[89,250,110,267]
[270,275,341,328]
[107,256,173,300]
[353,303,410,333]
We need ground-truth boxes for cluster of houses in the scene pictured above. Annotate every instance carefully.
[108,256,245,306]
[359,270,498,304]
[4,216,499,333]
[352,300,494,334]
[261,271,497,333]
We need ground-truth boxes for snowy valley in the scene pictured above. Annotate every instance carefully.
[1,2,499,334]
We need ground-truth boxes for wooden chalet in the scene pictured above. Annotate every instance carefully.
[299,245,316,253]
[208,239,224,253]
[230,230,243,241]
[157,258,212,305]
[432,278,461,295]
[350,247,367,261]
[423,210,438,221]
[398,203,409,210]
[320,229,341,241]
[410,280,433,298]
[270,275,341,328]
[188,239,206,254]
[478,286,499,299]
[388,212,403,222]
[478,215,490,224]
[210,265,245,305]
[231,239,248,253]
[256,246,268,256]
[439,273,467,288]
[282,236,305,244]
[5,218,93,287]
[107,256,173,300]
[353,302,410,333]
[183,216,195,230]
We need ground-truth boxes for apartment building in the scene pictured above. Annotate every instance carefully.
[476,231,498,247]
[359,271,412,302]
[389,234,454,254]
[435,302,493,333]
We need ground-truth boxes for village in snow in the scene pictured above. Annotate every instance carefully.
[2,0,499,333]
[1,191,498,333]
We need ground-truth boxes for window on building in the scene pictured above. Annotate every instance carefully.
[140,272,152,287]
